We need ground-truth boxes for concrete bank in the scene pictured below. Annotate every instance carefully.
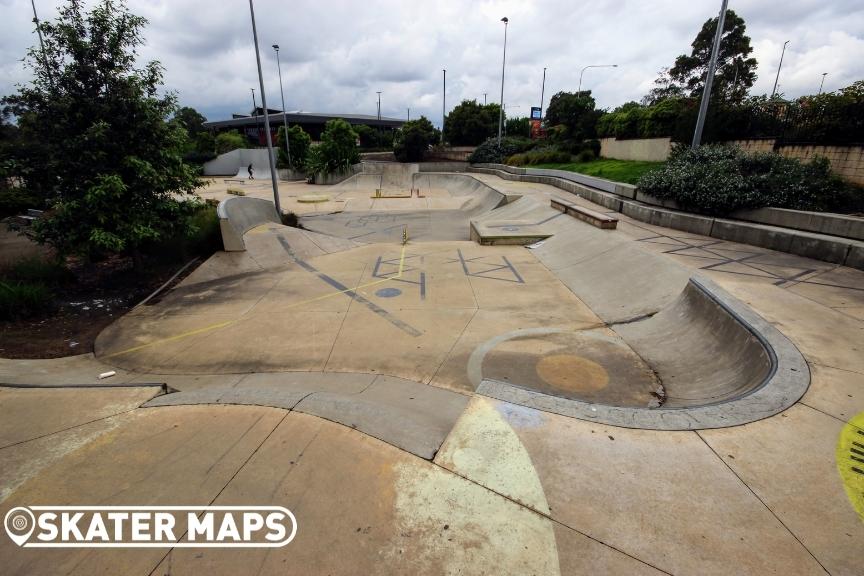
[470,164,864,270]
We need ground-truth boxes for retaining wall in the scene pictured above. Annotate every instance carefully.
[599,137,671,162]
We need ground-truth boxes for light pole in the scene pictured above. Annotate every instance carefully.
[540,67,547,118]
[407,108,410,121]
[376,91,382,121]
[497,17,508,144]
[248,0,281,214]
[818,72,828,95]
[250,88,261,141]
[771,40,789,99]
[442,69,446,144]
[691,0,728,149]
[272,44,291,169]
[483,93,487,106]
[30,0,52,85]
[578,64,617,95]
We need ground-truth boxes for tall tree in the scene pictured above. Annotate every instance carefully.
[174,106,207,137]
[2,0,200,260]
[394,117,440,162]
[646,9,757,104]
[444,100,501,146]
[544,91,601,141]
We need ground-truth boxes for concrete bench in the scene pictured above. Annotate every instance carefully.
[551,198,618,229]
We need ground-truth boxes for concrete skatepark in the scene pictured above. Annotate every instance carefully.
[2,163,863,574]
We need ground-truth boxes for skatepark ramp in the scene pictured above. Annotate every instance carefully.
[203,148,276,180]
[217,196,281,251]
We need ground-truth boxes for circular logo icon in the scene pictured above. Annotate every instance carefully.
[4,507,35,546]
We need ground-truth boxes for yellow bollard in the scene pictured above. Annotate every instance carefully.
[402,225,408,245]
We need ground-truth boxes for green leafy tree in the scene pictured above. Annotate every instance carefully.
[215,131,246,154]
[544,91,602,141]
[306,119,359,175]
[646,9,757,103]
[505,116,530,138]
[444,100,501,145]
[393,117,440,162]
[276,124,311,169]
[1,0,200,260]
[175,106,207,136]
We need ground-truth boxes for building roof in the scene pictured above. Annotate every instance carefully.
[203,110,405,129]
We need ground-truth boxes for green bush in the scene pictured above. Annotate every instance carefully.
[393,117,440,162]
[2,257,71,286]
[637,144,853,215]
[304,119,359,176]
[469,137,534,164]
[0,281,54,320]
[505,148,571,166]
[215,131,247,154]
[575,149,596,163]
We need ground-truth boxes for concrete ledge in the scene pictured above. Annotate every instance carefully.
[217,196,281,252]
[551,198,618,229]
[470,220,553,246]
[732,207,864,241]
[478,276,809,431]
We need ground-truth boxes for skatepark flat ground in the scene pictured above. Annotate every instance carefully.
[1,169,863,575]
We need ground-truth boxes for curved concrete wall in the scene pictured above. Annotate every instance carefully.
[615,281,772,408]
[478,276,809,430]
[203,148,276,178]
[217,196,281,251]
[413,173,507,216]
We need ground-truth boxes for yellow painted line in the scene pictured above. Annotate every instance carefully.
[103,245,408,359]
[102,320,236,359]
[837,411,864,521]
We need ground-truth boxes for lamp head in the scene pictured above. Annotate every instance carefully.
[501,17,508,23]
[272,44,279,52]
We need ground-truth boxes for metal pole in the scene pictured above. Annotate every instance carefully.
[376,91,382,121]
[691,0,728,149]
[30,0,52,86]
[483,93,487,106]
[497,17,508,144]
[442,69,446,143]
[272,45,292,169]
[248,0,281,214]
[251,88,261,142]
[771,40,789,99]
[818,72,827,95]
[407,108,410,121]
[540,67,547,118]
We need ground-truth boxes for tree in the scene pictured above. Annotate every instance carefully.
[215,131,246,154]
[1,0,200,260]
[544,91,601,141]
[276,124,311,169]
[175,106,207,136]
[444,100,501,146]
[646,9,757,104]
[505,117,530,138]
[305,119,359,175]
[394,117,440,162]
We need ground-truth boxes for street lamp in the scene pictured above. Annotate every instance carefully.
[248,0,280,214]
[497,17,508,144]
[818,72,828,95]
[692,0,728,149]
[407,107,410,122]
[771,40,789,99]
[578,64,617,95]
[539,67,547,118]
[272,44,291,169]
[442,69,446,143]
[250,88,261,140]
[376,91,382,121]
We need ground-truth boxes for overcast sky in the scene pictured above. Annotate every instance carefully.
[2,0,862,126]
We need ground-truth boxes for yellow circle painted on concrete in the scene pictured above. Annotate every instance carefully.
[535,354,609,393]
[837,411,864,522]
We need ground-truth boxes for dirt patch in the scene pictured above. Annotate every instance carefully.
[0,256,200,359]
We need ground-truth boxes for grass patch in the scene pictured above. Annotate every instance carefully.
[0,281,54,320]
[531,159,665,185]
[227,188,245,196]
